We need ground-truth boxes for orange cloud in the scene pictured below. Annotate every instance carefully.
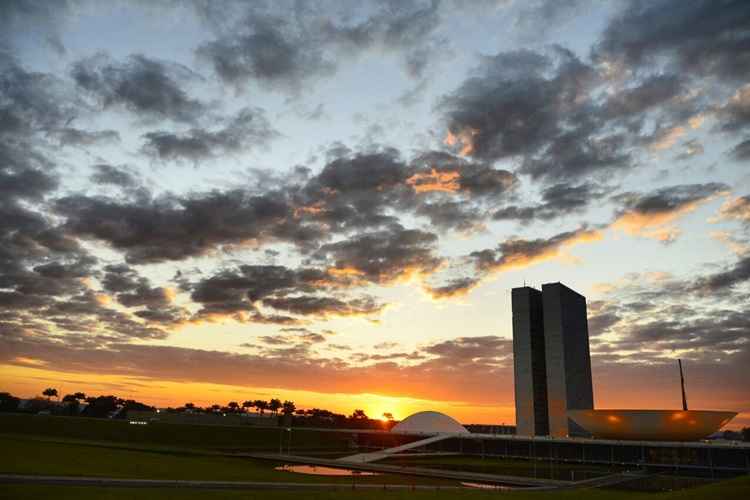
[493,228,604,273]
[612,186,728,242]
[444,128,478,156]
[406,168,460,193]
[425,227,604,300]
[715,195,750,224]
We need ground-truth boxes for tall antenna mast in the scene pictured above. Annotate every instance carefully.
[678,359,688,411]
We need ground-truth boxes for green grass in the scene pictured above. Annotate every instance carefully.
[0,413,353,452]
[381,454,621,481]
[0,434,454,486]
[1,475,749,500]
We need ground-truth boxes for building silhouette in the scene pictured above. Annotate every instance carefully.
[512,282,593,437]
[511,287,549,436]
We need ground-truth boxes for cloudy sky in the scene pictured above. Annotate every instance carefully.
[1,0,749,427]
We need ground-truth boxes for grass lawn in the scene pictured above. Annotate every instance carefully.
[1,475,749,500]
[0,434,455,486]
[0,414,354,452]
[381,454,622,481]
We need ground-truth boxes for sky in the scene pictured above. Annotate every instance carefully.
[1,0,749,428]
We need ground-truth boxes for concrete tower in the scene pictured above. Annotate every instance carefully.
[512,287,549,436]
[542,282,594,437]
[511,282,594,437]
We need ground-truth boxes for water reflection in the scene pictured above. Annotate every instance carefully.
[461,482,511,490]
[276,464,380,476]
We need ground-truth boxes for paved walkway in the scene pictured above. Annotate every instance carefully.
[246,452,564,488]
[0,474,461,491]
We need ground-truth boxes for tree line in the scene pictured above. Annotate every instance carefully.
[1,389,153,418]
[0,389,397,430]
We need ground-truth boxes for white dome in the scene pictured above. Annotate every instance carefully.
[391,411,469,434]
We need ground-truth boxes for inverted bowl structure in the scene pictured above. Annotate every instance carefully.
[391,411,469,434]
[568,409,737,441]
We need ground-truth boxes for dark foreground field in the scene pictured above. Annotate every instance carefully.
[1,414,748,499]
[3,476,750,500]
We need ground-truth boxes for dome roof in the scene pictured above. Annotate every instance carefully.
[391,411,469,435]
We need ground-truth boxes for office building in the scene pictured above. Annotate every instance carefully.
[512,287,549,436]
[542,282,594,437]
[512,282,593,437]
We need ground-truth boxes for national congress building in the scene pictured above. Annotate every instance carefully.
[512,282,594,437]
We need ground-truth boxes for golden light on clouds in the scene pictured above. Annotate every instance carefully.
[406,168,460,193]
[611,192,726,242]
[444,128,478,156]
[715,195,750,224]
[497,229,604,273]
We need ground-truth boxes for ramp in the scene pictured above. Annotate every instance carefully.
[338,434,453,463]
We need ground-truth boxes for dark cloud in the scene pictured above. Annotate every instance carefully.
[89,164,138,188]
[718,86,750,133]
[600,74,682,120]
[196,1,442,91]
[594,0,750,82]
[423,276,481,299]
[440,47,599,171]
[0,52,75,135]
[101,264,139,293]
[520,127,631,181]
[691,256,750,295]
[261,295,384,318]
[471,226,603,272]
[313,225,441,284]
[609,183,728,243]
[613,183,727,216]
[423,336,512,366]
[55,188,322,264]
[141,107,277,163]
[494,182,609,223]
[425,226,603,299]
[53,127,121,147]
[730,139,750,160]
[71,54,206,123]
[196,12,335,92]
[188,264,381,322]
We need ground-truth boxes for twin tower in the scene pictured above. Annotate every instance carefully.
[512,282,594,437]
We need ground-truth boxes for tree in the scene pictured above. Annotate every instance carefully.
[269,398,282,415]
[255,400,268,415]
[742,427,750,442]
[382,412,394,421]
[242,400,254,413]
[184,402,195,411]
[227,401,239,412]
[282,400,296,415]
[62,394,78,403]
[350,409,368,420]
[42,388,58,401]
[73,392,86,401]
[0,392,20,412]
[82,396,118,418]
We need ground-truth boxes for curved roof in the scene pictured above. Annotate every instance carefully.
[391,411,469,435]
[568,409,736,441]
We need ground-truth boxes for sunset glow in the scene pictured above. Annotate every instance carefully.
[0,0,747,433]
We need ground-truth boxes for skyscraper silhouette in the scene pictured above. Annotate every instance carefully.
[512,282,594,437]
